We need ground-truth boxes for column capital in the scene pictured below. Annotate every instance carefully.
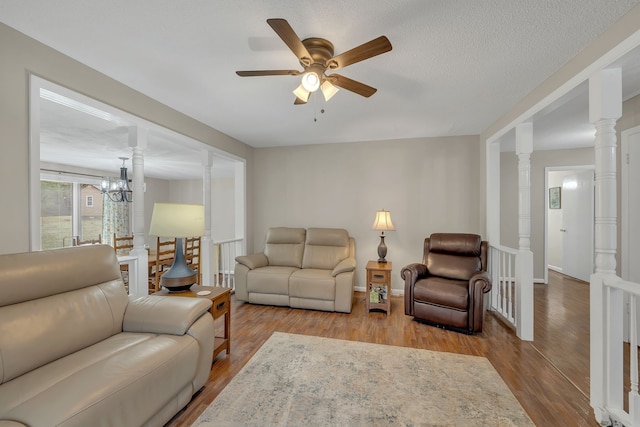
[515,122,533,155]
[201,150,214,167]
[589,68,622,123]
[128,126,149,149]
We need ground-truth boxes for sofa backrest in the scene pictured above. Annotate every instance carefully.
[264,227,306,268]
[424,233,485,281]
[302,228,351,270]
[0,245,128,384]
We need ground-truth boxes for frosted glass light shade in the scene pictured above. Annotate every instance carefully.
[293,84,311,102]
[321,80,339,101]
[301,71,321,92]
[149,203,205,238]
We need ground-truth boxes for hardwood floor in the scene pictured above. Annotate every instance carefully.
[166,276,596,426]
[531,270,590,398]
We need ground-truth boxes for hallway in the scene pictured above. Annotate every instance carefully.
[532,270,590,398]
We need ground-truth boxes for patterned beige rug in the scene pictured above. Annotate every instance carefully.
[192,332,534,426]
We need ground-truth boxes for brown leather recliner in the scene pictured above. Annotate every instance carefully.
[401,233,492,333]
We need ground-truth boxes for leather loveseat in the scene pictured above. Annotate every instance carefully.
[0,245,214,427]
[234,227,356,313]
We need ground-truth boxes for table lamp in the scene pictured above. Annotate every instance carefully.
[149,203,204,292]
[372,209,395,263]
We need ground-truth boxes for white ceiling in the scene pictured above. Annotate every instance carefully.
[1,0,640,178]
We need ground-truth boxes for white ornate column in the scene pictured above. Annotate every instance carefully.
[201,150,214,286]
[515,122,534,341]
[589,68,622,425]
[128,126,149,295]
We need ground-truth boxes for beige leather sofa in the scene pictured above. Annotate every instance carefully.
[234,227,356,313]
[0,245,214,427]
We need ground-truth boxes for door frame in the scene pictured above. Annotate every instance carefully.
[544,165,594,284]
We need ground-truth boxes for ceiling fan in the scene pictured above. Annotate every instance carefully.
[236,18,392,104]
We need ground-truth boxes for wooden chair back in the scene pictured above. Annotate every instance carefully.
[113,234,133,293]
[73,235,102,246]
[150,237,176,292]
[113,234,134,254]
[184,237,201,285]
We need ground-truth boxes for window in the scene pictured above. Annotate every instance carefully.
[40,173,105,250]
[40,180,73,249]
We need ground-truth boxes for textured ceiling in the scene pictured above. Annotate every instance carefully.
[1,0,640,177]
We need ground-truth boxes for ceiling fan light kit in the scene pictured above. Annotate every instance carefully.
[236,18,392,105]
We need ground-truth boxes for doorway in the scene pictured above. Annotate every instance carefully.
[544,166,595,283]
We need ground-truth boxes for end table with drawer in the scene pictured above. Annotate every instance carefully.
[366,260,392,315]
[153,285,231,363]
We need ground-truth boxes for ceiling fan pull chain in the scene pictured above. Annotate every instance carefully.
[314,93,319,122]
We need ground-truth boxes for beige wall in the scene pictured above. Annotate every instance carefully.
[0,22,253,255]
[252,136,484,292]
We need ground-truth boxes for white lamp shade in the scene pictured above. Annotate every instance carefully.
[372,210,395,231]
[149,203,205,238]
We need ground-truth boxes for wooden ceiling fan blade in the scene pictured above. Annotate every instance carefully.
[236,70,301,77]
[294,96,308,105]
[329,74,377,97]
[328,36,392,70]
[267,18,312,65]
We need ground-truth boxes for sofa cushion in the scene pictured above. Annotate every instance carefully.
[0,245,128,384]
[428,233,482,257]
[264,227,306,268]
[290,269,336,301]
[426,252,481,281]
[0,280,128,384]
[413,276,469,311]
[0,332,200,426]
[302,228,349,270]
[0,245,122,306]
[247,266,299,295]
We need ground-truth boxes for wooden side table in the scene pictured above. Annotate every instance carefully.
[154,285,231,363]
[366,260,392,315]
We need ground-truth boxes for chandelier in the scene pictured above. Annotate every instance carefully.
[101,157,132,202]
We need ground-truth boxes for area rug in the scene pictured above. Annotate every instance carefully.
[192,332,534,426]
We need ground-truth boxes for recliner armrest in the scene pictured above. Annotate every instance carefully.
[332,257,356,277]
[235,253,268,270]
[401,263,428,283]
[469,271,492,293]
[123,295,212,335]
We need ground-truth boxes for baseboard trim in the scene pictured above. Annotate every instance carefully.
[548,265,563,273]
